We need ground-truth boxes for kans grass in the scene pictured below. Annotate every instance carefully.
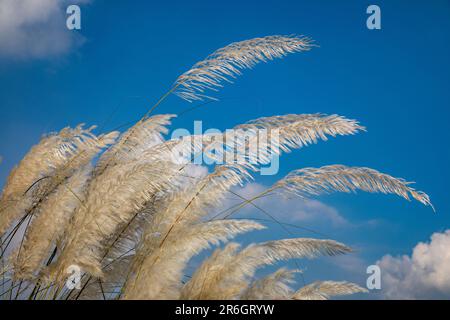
[0,35,433,300]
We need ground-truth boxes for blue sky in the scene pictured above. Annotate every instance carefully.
[1,0,449,298]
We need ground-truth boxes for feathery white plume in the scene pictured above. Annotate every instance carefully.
[293,281,368,300]
[182,238,350,299]
[140,114,363,171]
[231,114,364,165]
[123,220,265,299]
[47,160,181,280]
[12,165,92,280]
[0,125,118,236]
[242,268,298,300]
[270,165,433,209]
[174,35,313,101]
[121,163,254,298]
[96,114,175,175]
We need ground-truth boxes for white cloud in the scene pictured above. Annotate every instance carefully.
[377,229,450,299]
[0,0,88,60]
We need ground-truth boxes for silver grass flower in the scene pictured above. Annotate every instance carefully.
[241,268,299,300]
[174,35,313,101]
[95,114,176,175]
[11,165,92,280]
[47,160,182,280]
[122,220,265,299]
[293,281,368,300]
[0,125,118,236]
[181,239,351,299]
[270,165,433,209]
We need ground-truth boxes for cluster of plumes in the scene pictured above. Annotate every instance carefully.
[0,35,433,300]
[0,125,118,237]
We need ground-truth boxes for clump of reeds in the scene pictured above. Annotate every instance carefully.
[0,35,432,300]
